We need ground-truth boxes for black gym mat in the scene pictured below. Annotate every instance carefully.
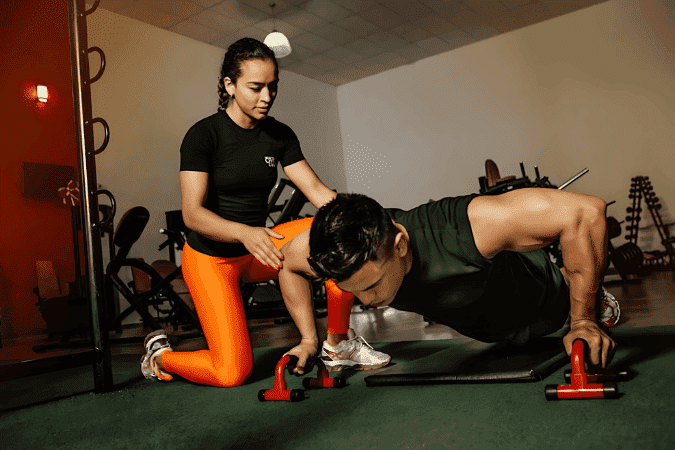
[365,336,568,387]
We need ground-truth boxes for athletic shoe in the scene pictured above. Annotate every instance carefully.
[321,329,391,372]
[140,329,173,381]
[598,287,620,328]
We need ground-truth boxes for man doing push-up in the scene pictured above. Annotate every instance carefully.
[278,188,619,375]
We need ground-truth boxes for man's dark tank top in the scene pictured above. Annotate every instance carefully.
[387,194,570,343]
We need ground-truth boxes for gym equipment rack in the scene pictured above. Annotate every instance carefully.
[3,0,115,392]
[623,177,675,270]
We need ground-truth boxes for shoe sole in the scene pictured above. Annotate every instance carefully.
[323,356,392,372]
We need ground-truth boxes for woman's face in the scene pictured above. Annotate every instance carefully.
[226,57,278,126]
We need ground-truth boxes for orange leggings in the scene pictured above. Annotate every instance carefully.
[161,217,355,387]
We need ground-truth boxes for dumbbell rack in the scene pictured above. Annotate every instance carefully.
[625,178,642,245]
[624,176,675,270]
[605,214,643,285]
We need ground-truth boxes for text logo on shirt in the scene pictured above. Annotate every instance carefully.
[264,156,277,168]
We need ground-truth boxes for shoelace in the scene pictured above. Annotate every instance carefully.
[328,334,374,354]
[352,335,374,349]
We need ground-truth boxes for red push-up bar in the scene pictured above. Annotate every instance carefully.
[545,339,619,400]
[303,359,346,389]
[258,355,346,402]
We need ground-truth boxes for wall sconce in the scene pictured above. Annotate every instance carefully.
[37,85,48,102]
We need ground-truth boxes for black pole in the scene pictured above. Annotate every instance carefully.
[66,0,113,392]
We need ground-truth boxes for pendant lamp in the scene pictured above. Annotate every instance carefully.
[263,3,292,58]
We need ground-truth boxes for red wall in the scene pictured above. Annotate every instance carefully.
[0,1,80,340]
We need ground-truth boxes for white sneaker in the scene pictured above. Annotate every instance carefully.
[140,329,173,381]
[321,329,391,372]
[598,287,620,328]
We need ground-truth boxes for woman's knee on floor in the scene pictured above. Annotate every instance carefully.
[210,361,253,388]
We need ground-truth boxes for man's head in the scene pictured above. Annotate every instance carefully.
[308,193,411,307]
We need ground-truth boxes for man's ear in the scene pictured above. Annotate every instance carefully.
[394,231,409,257]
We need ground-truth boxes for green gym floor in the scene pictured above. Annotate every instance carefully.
[2,270,675,450]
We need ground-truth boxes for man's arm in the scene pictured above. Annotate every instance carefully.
[467,187,615,367]
[278,229,321,374]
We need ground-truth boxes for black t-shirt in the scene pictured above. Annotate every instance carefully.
[387,194,570,344]
[180,110,305,257]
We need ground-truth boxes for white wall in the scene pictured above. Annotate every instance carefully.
[87,8,343,323]
[337,0,675,252]
[86,0,675,325]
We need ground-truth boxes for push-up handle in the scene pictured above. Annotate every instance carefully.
[545,339,619,400]
[258,355,347,402]
[303,359,347,389]
[258,355,305,402]
[564,368,629,384]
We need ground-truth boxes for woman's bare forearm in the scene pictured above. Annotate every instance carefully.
[182,205,249,243]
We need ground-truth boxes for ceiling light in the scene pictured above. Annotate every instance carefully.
[264,3,291,58]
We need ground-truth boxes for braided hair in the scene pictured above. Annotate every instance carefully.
[217,38,278,111]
